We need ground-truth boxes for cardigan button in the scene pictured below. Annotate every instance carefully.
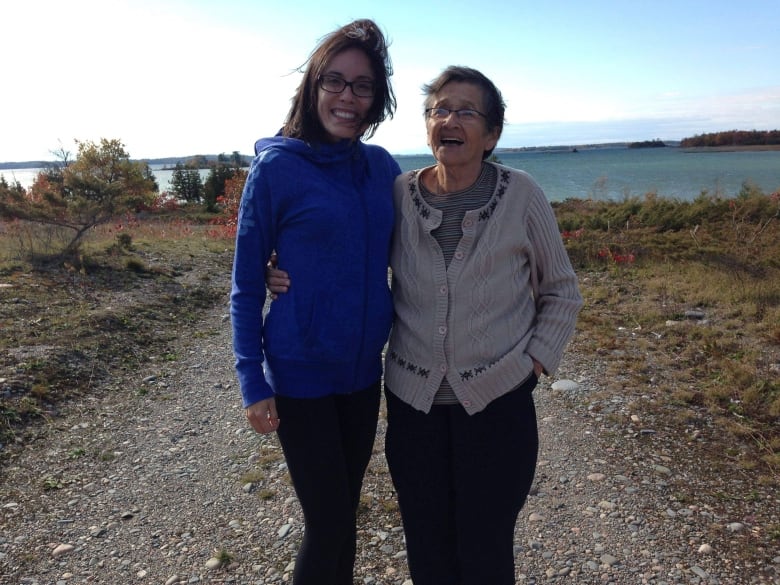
[439,285,447,295]
[438,326,447,335]
[454,251,464,260]
[462,400,472,408]
[439,364,447,373]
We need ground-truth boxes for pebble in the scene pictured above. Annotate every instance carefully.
[600,553,619,566]
[51,544,74,557]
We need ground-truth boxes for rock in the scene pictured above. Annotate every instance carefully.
[52,543,74,557]
[551,379,579,391]
[600,553,619,566]
[684,309,706,320]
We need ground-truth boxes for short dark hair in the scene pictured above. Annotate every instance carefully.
[283,19,396,142]
[422,66,505,159]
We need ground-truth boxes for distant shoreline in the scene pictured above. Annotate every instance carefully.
[3,144,780,170]
[679,144,780,153]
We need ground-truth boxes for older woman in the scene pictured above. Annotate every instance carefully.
[383,66,582,585]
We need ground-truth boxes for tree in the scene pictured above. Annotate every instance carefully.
[0,138,158,255]
[209,169,247,238]
[170,162,204,203]
[680,129,780,148]
[203,153,240,213]
[0,175,26,198]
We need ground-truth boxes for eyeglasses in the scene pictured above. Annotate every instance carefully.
[425,107,487,121]
[319,74,375,98]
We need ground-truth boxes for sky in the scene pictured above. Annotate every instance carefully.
[2,0,779,162]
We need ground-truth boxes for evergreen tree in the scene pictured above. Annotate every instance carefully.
[203,153,240,212]
[170,163,204,203]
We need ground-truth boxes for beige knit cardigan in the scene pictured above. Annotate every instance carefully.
[385,164,583,414]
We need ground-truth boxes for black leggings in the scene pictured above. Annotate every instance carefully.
[275,382,381,585]
[385,376,539,585]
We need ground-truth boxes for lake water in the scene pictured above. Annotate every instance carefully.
[396,148,780,201]
[3,148,779,202]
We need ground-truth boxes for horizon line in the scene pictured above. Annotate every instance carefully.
[0,140,680,167]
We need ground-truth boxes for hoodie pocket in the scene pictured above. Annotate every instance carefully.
[302,291,363,364]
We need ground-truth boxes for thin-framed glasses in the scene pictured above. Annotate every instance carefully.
[425,107,487,121]
[319,74,375,98]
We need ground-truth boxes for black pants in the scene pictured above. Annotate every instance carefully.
[385,376,539,585]
[275,382,381,585]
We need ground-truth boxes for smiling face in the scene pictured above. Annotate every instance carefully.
[316,47,375,142]
[426,81,499,168]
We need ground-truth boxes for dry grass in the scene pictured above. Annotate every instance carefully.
[1,191,778,482]
[557,188,780,480]
[0,215,233,452]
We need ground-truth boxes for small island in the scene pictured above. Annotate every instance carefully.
[628,139,667,149]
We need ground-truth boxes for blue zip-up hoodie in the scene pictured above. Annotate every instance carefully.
[231,135,401,407]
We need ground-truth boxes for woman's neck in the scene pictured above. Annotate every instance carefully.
[427,161,484,195]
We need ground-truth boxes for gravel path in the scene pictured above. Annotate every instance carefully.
[2,297,778,585]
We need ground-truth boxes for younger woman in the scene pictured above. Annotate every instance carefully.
[230,19,399,585]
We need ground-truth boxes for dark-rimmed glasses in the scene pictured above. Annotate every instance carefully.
[319,74,375,98]
[425,107,487,122]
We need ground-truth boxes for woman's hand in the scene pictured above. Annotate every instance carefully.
[245,397,280,434]
[266,253,290,298]
[532,359,544,378]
